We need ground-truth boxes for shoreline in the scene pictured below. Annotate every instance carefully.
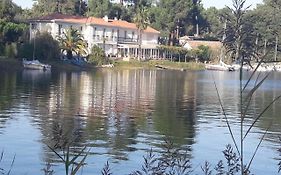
[0,58,205,72]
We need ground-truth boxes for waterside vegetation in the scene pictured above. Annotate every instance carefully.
[1,0,281,69]
[0,0,281,174]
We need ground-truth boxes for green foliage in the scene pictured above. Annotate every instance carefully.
[193,45,211,62]
[134,4,149,60]
[34,32,60,60]
[4,43,17,58]
[57,28,87,59]
[150,0,207,45]
[46,124,89,175]
[88,0,110,18]
[0,0,21,22]
[202,7,222,39]
[108,4,133,22]
[31,0,87,17]
[222,0,255,62]
[17,42,33,59]
[2,22,27,43]
[88,45,107,66]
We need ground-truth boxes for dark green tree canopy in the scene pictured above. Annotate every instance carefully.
[31,0,87,17]
[0,0,21,22]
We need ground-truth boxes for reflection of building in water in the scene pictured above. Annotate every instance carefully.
[43,70,158,160]
[85,69,157,116]
[48,70,157,116]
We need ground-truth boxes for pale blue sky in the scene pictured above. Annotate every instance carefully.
[12,0,264,9]
[202,0,263,9]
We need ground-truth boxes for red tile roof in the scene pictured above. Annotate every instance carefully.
[30,13,160,34]
[187,40,222,50]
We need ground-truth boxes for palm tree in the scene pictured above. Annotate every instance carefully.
[134,5,149,61]
[57,28,87,59]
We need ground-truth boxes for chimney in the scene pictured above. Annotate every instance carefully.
[103,15,109,22]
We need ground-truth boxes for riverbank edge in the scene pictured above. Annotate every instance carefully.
[112,60,205,71]
[0,58,205,71]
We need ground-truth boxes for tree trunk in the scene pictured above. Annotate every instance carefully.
[138,29,142,61]
[67,50,73,59]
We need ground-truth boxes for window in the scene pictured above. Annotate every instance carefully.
[103,28,106,37]
[80,26,83,31]
[93,27,97,36]
[124,31,127,39]
[111,29,114,38]
[58,24,62,35]
[31,23,37,30]
[132,31,135,40]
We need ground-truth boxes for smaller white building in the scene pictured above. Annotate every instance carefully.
[29,13,160,59]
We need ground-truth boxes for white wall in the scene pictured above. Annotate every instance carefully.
[30,21,159,55]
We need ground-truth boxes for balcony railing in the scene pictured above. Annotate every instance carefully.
[92,36,139,44]
[118,37,138,44]
[93,36,117,42]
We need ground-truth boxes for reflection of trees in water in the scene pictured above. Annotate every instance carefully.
[85,69,156,160]
[0,71,17,110]
[0,71,17,132]
[34,70,157,162]
[153,71,197,146]
[248,89,281,143]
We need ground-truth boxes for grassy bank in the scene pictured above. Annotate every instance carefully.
[0,58,205,71]
[113,60,205,70]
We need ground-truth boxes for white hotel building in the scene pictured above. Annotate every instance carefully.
[29,13,160,59]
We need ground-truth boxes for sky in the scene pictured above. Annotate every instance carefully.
[201,0,264,9]
[12,0,264,9]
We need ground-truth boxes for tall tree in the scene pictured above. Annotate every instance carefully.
[0,0,21,22]
[223,0,256,63]
[31,0,87,17]
[134,4,149,60]
[150,0,206,46]
[88,0,110,18]
[57,28,87,59]
[202,7,222,39]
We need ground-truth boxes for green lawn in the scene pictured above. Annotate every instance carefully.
[112,59,205,70]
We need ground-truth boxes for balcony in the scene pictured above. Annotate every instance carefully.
[118,37,138,44]
[92,36,139,44]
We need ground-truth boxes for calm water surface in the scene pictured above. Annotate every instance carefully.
[0,69,280,174]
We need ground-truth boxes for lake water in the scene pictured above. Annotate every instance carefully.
[0,69,280,175]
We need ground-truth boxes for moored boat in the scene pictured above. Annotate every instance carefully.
[205,60,235,71]
[22,58,51,71]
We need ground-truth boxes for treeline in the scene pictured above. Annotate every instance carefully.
[1,0,281,61]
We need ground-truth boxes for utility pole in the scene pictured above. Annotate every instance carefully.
[254,33,258,61]
[176,19,179,40]
[275,35,278,61]
[264,38,267,56]
[195,16,199,37]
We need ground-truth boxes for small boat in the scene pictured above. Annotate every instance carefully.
[22,58,51,71]
[205,60,235,71]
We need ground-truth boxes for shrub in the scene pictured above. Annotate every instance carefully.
[17,42,33,59]
[193,45,211,62]
[4,43,17,59]
[33,32,60,61]
[2,22,27,43]
[88,45,107,66]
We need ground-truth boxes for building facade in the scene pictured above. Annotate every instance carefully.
[29,13,160,59]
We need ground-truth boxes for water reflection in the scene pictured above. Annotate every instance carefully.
[0,69,280,174]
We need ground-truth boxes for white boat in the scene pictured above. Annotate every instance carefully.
[205,60,235,71]
[22,58,51,70]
